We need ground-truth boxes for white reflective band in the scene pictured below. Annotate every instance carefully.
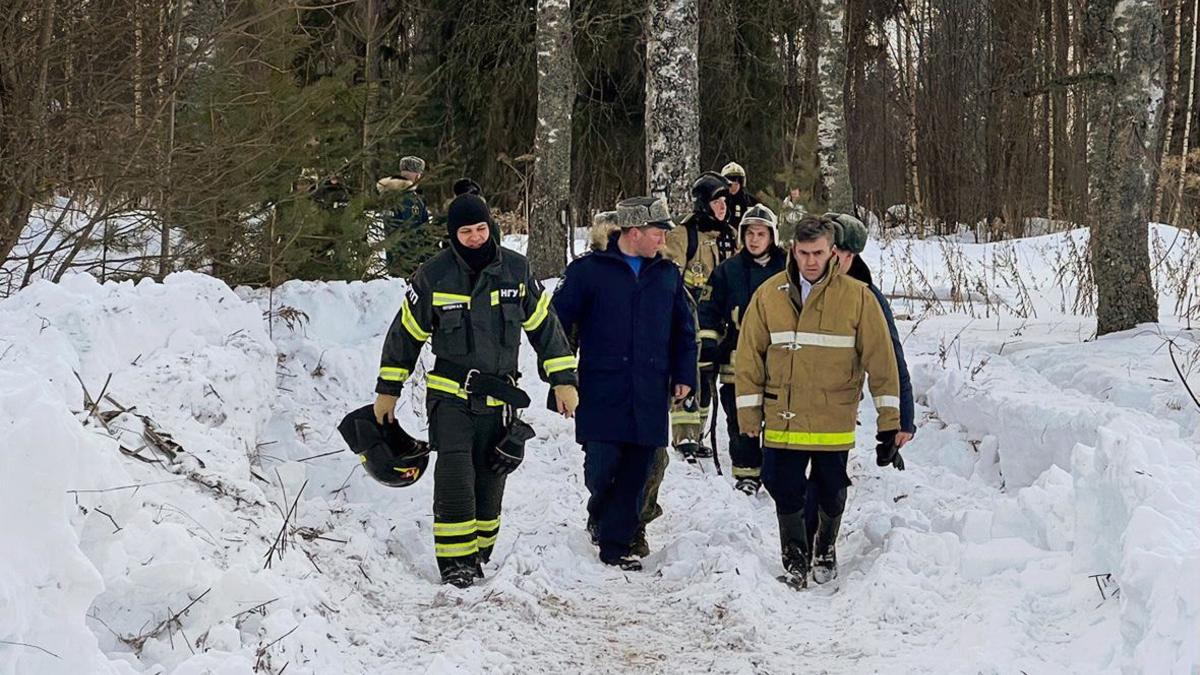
[873,395,900,409]
[770,331,796,345]
[736,394,763,408]
[770,331,855,348]
[698,329,721,341]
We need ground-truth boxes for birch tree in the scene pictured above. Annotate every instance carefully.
[528,0,574,279]
[815,0,852,213]
[1088,0,1162,335]
[645,0,699,216]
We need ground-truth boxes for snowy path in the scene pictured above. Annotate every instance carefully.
[3,248,1198,674]
[251,284,1134,674]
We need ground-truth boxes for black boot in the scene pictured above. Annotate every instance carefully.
[676,442,699,463]
[734,477,761,495]
[586,517,599,546]
[441,559,477,588]
[693,444,714,459]
[811,510,842,585]
[601,553,643,571]
[777,510,810,589]
[630,525,650,558]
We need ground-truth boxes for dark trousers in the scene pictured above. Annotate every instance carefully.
[429,397,508,576]
[584,442,657,559]
[761,448,851,517]
[718,383,763,478]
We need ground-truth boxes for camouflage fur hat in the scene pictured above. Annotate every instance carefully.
[826,212,869,254]
[616,196,674,230]
[398,156,426,174]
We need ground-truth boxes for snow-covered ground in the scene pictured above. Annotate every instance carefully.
[2,227,1199,674]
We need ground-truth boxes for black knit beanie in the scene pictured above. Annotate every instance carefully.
[446,194,498,271]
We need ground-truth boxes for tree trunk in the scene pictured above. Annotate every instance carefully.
[905,11,921,220]
[528,0,574,279]
[645,0,699,216]
[1089,0,1162,336]
[362,0,379,193]
[815,0,851,212]
[159,0,184,281]
[1171,0,1200,226]
[1154,0,1185,222]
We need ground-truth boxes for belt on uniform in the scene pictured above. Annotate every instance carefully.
[431,360,531,409]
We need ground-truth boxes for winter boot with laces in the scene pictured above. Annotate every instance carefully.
[811,510,842,585]
[442,563,477,589]
[776,510,811,590]
[734,477,761,495]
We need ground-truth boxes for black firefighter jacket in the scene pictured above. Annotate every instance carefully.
[375,246,578,407]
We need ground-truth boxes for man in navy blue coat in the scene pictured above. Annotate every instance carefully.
[552,196,698,570]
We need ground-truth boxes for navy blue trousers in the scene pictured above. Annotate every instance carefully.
[584,442,657,559]
[761,448,851,518]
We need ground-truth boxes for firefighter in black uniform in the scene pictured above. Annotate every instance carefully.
[373,193,580,588]
[696,204,786,494]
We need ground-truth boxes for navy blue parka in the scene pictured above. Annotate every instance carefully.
[552,232,699,447]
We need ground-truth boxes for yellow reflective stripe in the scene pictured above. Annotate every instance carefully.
[379,366,410,382]
[698,329,721,341]
[435,542,479,557]
[519,283,527,297]
[543,355,578,374]
[401,299,432,341]
[490,290,501,306]
[671,411,702,423]
[684,270,706,286]
[427,375,507,406]
[522,291,552,331]
[763,429,856,446]
[433,520,477,536]
[475,518,500,531]
[427,374,467,399]
[476,534,498,548]
[432,292,472,307]
[732,466,762,478]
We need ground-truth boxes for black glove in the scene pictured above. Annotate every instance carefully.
[875,430,905,471]
[490,418,535,475]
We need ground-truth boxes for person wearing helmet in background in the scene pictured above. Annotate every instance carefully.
[720,162,759,231]
[696,204,787,495]
[662,171,737,463]
[372,193,579,589]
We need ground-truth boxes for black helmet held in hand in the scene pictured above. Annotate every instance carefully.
[337,405,430,487]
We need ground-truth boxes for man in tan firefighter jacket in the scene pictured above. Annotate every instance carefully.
[735,215,904,589]
[374,193,579,589]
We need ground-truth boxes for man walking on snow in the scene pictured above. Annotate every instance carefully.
[736,215,903,589]
[373,193,579,588]
[552,196,698,570]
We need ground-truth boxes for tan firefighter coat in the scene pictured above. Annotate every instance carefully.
[735,258,900,451]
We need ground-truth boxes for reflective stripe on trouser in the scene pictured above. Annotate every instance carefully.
[719,383,762,477]
[639,446,669,526]
[670,376,713,447]
[429,397,508,576]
